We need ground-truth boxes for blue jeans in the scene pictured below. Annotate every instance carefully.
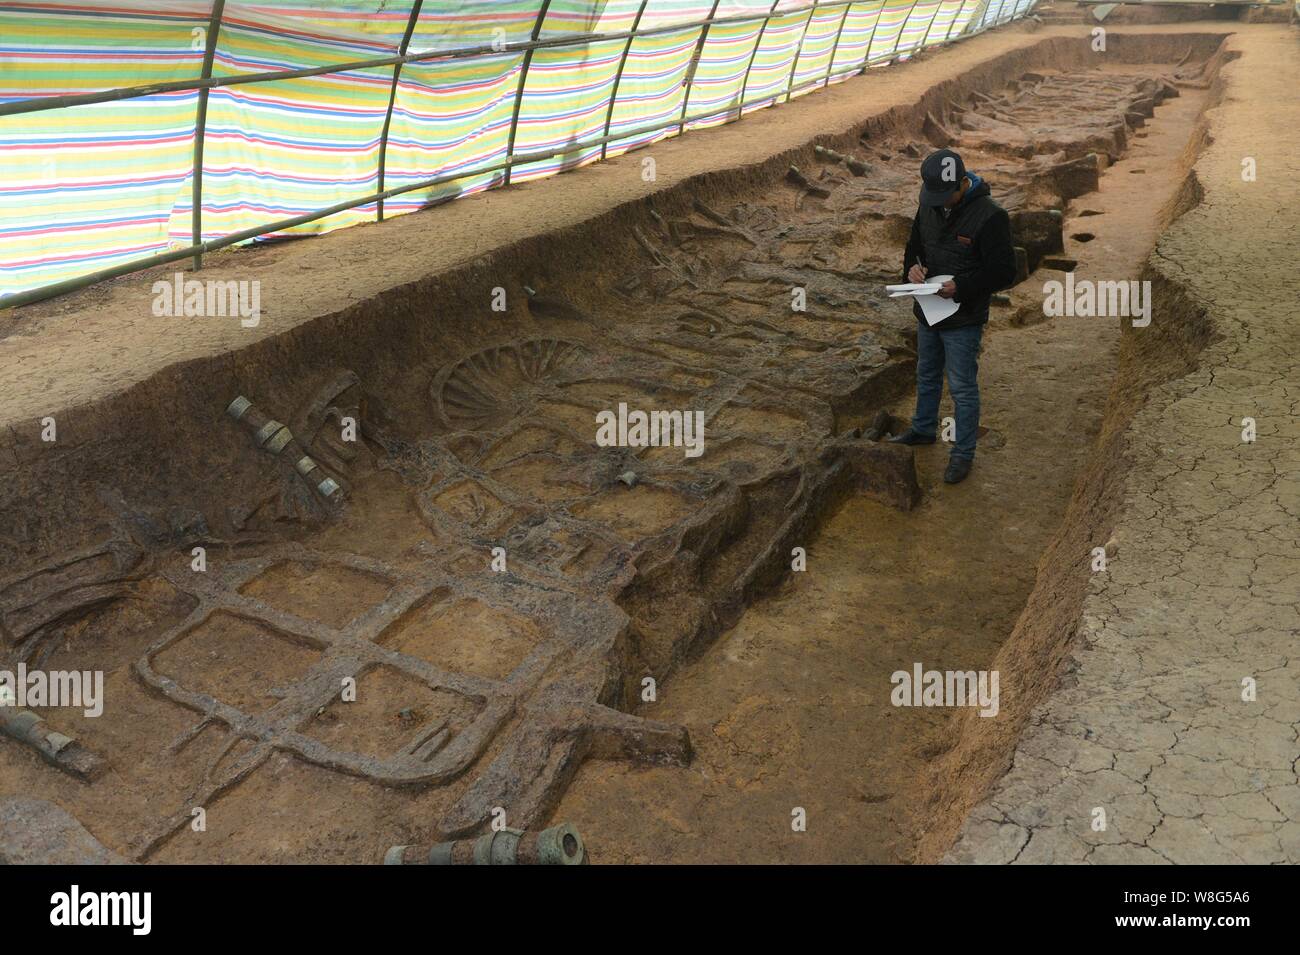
[910,322,983,461]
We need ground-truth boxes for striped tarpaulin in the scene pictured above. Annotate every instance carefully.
[0,0,1039,302]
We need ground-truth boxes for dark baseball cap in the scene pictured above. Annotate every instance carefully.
[919,148,966,207]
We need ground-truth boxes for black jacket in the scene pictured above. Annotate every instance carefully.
[901,176,1017,329]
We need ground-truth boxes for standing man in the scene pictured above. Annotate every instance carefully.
[889,148,1017,484]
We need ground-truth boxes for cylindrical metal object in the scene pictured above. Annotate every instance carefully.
[227,396,344,501]
[0,708,71,758]
[254,419,285,448]
[384,823,586,866]
[226,395,253,421]
[0,705,105,780]
[265,426,295,454]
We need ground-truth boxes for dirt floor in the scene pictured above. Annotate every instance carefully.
[3,21,1288,866]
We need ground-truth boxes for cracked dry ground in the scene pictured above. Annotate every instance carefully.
[947,29,1300,866]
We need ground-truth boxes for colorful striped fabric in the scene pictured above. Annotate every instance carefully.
[740,8,812,113]
[684,15,767,129]
[867,0,914,64]
[977,0,1027,30]
[895,0,942,58]
[786,4,848,97]
[0,0,1039,302]
[604,22,701,156]
[827,3,885,80]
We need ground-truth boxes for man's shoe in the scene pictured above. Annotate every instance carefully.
[888,429,936,446]
[944,458,972,484]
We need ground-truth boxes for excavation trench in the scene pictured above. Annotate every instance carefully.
[556,48,1231,865]
[0,29,1230,862]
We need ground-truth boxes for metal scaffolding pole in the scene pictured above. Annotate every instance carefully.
[782,1,820,103]
[504,1,555,187]
[819,1,854,90]
[863,2,888,71]
[888,0,918,61]
[944,0,977,42]
[376,0,426,223]
[191,0,225,272]
[733,1,784,121]
[678,0,724,135]
[600,0,651,161]
[920,0,947,49]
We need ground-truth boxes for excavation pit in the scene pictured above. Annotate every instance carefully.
[0,25,1255,864]
[379,597,543,682]
[239,561,394,630]
[154,614,324,716]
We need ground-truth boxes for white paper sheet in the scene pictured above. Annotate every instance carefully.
[885,274,959,326]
